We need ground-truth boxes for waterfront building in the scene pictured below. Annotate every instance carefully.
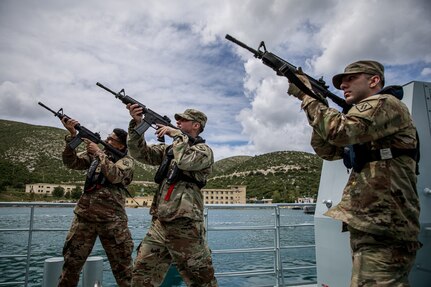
[25,183,78,196]
[125,195,153,207]
[126,185,247,207]
[296,197,315,204]
[125,186,246,206]
[203,185,246,204]
[25,182,247,206]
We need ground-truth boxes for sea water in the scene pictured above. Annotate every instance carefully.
[0,206,316,286]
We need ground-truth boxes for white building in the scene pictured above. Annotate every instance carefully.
[203,185,246,204]
[125,195,153,207]
[296,197,315,203]
[126,185,247,207]
[25,183,78,196]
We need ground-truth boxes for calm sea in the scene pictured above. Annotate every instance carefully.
[0,206,316,286]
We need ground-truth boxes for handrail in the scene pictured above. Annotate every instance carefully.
[204,203,317,287]
[0,202,74,286]
[0,202,316,287]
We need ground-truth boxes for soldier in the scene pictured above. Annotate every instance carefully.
[59,118,134,287]
[127,105,218,287]
[287,60,421,286]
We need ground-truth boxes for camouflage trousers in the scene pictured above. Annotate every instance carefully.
[132,217,218,287]
[58,216,134,287]
[348,226,420,287]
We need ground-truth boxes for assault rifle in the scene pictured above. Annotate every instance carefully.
[38,102,126,159]
[96,82,198,143]
[225,34,352,112]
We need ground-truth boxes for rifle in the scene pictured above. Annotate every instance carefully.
[96,82,197,143]
[38,102,126,159]
[225,34,352,112]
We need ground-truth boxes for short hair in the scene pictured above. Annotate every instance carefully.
[113,128,128,147]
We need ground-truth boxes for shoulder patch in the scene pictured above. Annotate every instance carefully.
[355,102,373,113]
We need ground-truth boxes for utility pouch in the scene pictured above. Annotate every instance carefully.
[343,145,354,170]
[84,159,100,192]
[342,144,368,173]
[166,163,181,185]
[154,146,174,184]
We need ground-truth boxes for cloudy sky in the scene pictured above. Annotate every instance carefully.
[1,0,430,160]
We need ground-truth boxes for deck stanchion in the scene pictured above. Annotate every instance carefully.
[42,257,63,287]
[82,256,103,287]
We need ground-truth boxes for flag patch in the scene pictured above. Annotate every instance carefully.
[355,102,372,112]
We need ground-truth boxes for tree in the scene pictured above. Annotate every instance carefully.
[0,160,34,189]
[0,182,6,192]
[52,186,65,198]
[71,186,82,200]
[272,191,282,203]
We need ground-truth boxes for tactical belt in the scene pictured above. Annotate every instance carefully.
[164,174,206,201]
[367,147,418,162]
[368,147,419,175]
[344,145,419,174]
[178,173,206,189]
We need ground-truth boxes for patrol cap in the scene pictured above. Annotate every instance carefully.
[175,109,207,131]
[332,60,385,90]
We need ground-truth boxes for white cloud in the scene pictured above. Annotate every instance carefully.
[311,0,431,78]
[421,68,431,77]
[1,0,430,160]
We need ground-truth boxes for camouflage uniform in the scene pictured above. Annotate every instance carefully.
[59,135,134,287]
[128,110,218,287]
[299,75,420,286]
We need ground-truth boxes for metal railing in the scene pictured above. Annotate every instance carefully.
[204,203,316,287]
[0,202,75,286]
[0,202,316,287]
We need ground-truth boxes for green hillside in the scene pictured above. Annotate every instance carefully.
[0,119,156,189]
[0,119,323,202]
[207,151,322,202]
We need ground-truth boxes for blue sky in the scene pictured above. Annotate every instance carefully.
[1,0,430,160]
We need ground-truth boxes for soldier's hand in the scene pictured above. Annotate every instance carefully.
[127,103,143,124]
[83,138,102,156]
[155,124,177,138]
[61,118,78,137]
[287,67,312,101]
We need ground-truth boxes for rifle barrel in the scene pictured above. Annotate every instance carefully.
[38,102,58,115]
[225,34,259,56]
[96,82,117,95]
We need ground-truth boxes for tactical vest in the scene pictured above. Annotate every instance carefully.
[84,149,127,192]
[154,136,207,188]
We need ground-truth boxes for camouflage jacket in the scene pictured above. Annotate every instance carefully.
[62,135,134,222]
[128,120,214,222]
[301,93,420,242]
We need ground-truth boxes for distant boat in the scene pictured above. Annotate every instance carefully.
[303,206,315,214]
